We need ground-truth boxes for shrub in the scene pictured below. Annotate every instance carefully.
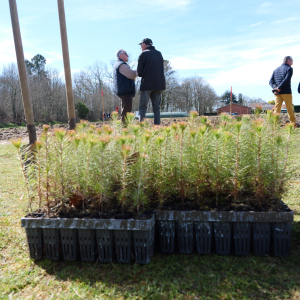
[75,101,89,119]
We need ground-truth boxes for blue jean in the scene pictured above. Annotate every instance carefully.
[139,90,162,125]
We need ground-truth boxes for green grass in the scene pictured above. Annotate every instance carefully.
[0,134,300,299]
[0,123,25,129]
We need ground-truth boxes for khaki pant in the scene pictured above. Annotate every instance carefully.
[274,94,296,124]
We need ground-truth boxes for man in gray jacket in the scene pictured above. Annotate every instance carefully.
[113,49,137,123]
[137,38,166,125]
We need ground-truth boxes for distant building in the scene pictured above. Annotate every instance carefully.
[247,102,267,110]
[247,102,277,111]
[272,104,286,110]
[217,103,251,115]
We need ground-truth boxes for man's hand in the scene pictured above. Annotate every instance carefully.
[277,88,281,92]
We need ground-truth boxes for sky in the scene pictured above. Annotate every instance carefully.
[1,0,300,104]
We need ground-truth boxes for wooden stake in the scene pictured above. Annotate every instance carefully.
[101,90,104,121]
[9,0,37,144]
[57,0,76,130]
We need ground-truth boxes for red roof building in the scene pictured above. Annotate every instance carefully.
[217,103,251,115]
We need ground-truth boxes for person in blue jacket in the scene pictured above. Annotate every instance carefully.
[269,56,296,125]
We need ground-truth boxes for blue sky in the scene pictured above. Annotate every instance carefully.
[1,0,300,104]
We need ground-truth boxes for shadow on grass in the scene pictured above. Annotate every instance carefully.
[33,223,300,299]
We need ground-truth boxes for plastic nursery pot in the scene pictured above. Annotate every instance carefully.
[21,214,156,264]
[154,210,293,257]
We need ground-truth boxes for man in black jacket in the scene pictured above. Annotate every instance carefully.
[269,56,296,125]
[137,38,166,125]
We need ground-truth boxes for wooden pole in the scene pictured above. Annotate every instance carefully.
[57,0,76,130]
[9,0,37,144]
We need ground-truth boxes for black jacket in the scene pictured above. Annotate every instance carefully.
[113,59,135,97]
[269,63,293,94]
[137,46,166,91]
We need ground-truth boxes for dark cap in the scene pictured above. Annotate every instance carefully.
[138,38,153,45]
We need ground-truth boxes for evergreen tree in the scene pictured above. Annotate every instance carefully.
[238,93,243,105]
[221,90,237,105]
[25,54,46,76]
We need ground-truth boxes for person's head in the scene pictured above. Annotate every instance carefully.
[139,38,153,51]
[116,49,129,62]
[283,56,293,66]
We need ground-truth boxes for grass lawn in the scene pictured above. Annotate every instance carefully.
[0,131,300,300]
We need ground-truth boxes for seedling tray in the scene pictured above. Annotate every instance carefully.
[21,214,155,264]
[155,210,293,257]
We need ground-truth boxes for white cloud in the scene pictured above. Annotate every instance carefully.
[272,17,300,24]
[167,32,300,100]
[71,0,190,21]
[44,51,63,64]
[248,22,264,27]
[0,27,16,66]
[256,2,272,14]
[153,0,190,9]
[170,57,219,70]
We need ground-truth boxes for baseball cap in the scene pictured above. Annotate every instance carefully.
[138,38,153,45]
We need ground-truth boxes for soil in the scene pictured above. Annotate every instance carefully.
[1,113,299,143]
[26,201,153,220]
[158,196,292,213]
[24,194,291,220]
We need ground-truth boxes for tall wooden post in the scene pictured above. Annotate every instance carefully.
[9,0,37,144]
[57,0,76,130]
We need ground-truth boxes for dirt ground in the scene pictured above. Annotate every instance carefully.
[0,113,298,144]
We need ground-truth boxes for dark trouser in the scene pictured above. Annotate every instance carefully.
[120,94,133,123]
[139,90,162,125]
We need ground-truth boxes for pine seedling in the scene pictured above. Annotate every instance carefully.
[195,125,208,204]
[220,113,232,123]
[34,141,43,208]
[253,119,264,207]
[232,122,242,206]
[129,124,140,151]
[43,125,51,216]
[11,138,35,212]
[199,116,208,125]
[155,135,166,206]
[82,137,97,211]
[211,129,222,207]
[119,143,134,215]
[189,110,199,128]
[269,113,281,194]
[125,112,135,126]
[178,122,188,204]
[275,134,284,209]
[97,135,111,213]
[103,125,113,135]
[242,115,250,124]
[254,105,263,117]
[134,133,151,215]
[54,128,67,207]
[277,123,294,209]
[111,111,118,121]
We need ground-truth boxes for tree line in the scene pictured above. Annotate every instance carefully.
[0,54,263,124]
